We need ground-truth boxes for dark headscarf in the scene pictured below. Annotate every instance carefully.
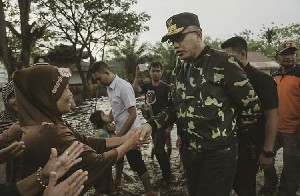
[13,65,71,126]
[0,81,18,123]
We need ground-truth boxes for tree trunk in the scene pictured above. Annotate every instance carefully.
[72,46,89,99]
[18,0,32,67]
[0,0,16,78]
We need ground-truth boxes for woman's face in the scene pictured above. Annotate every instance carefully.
[7,92,17,112]
[57,85,73,114]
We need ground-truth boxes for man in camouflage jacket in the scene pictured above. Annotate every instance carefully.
[139,12,261,196]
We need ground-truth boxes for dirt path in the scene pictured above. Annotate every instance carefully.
[66,99,299,196]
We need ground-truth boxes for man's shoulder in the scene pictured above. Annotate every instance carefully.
[246,64,270,78]
[116,77,132,87]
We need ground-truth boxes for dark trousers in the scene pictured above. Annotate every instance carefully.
[181,143,237,196]
[264,132,300,196]
[233,143,260,196]
[124,148,148,176]
[152,131,171,181]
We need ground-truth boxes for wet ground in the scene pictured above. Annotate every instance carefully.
[64,97,299,196]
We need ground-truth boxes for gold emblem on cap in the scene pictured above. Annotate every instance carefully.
[166,24,184,36]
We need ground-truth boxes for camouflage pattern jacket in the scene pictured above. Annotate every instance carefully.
[148,46,261,151]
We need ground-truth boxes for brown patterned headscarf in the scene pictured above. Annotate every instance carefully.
[13,65,71,126]
[0,81,18,123]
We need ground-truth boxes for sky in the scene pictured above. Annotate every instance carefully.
[131,0,300,45]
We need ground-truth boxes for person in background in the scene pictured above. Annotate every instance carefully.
[138,12,261,196]
[0,81,18,126]
[263,42,300,196]
[221,36,279,195]
[90,110,116,138]
[133,61,173,185]
[89,109,123,194]
[0,141,88,196]
[0,81,22,185]
[13,65,148,195]
[91,61,157,195]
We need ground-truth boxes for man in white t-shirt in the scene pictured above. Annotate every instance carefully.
[91,61,156,195]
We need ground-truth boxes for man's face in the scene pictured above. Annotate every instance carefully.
[92,71,110,86]
[169,31,201,61]
[222,47,242,61]
[149,66,162,82]
[276,49,297,68]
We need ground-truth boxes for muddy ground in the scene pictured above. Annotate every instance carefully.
[65,98,299,196]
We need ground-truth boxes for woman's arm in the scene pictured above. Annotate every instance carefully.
[17,141,84,195]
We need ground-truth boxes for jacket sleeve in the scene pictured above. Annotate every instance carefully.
[224,57,261,127]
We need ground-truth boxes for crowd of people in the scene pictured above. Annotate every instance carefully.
[0,11,299,196]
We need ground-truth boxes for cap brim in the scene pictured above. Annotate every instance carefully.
[161,32,182,43]
[161,34,171,42]
[277,47,298,54]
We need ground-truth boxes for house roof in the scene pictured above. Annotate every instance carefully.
[248,51,280,70]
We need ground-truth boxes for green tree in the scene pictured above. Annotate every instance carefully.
[237,23,300,60]
[204,36,222,50]
[0,0,53,77]
[40,0,150,98]
[110,36,151,82]
[147,42,175,83]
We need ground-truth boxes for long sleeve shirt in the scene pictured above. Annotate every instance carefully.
[148,46,261,152]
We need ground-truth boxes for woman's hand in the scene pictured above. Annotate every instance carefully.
[7,122,23,141]
[41,141,84,179]
[43,169,88,196]
[0,141,25,163]
[124,129,151,150]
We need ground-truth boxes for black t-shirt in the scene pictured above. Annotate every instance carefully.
[240,63,278,145]
[141,81,170,116]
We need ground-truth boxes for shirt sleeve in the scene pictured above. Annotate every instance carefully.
[21,124,118,194]
[120,84,136,109]
[256,76,278,110]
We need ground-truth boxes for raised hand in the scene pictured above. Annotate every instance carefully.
[43,169,88,196]
[42,141,84,179]
[139,123,152,142]
[0,141,25,163]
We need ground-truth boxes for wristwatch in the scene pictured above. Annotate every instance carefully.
[261,150,275,158]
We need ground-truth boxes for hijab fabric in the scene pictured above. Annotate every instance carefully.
[13,65,71,126]
[0,81,18,123]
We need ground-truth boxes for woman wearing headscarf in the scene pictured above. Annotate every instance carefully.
[0,81,22,147]
[0,81,22,185]
[0,81,17,124]
[13,65,147,195]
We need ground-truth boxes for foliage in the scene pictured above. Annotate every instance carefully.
[147,42,175,83]
[36,0,150,97]
[237,23,300,60]
[203,36,222,50]
[109,36,152,82]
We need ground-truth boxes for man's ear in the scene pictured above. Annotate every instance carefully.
[195,29,202,40]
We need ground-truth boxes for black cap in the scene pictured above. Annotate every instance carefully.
[161,12,200,42]
[276,41,298,55]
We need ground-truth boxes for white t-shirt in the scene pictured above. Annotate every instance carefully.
[107,75,141,134]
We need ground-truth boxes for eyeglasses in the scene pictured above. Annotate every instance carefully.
[167,31,196,45]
